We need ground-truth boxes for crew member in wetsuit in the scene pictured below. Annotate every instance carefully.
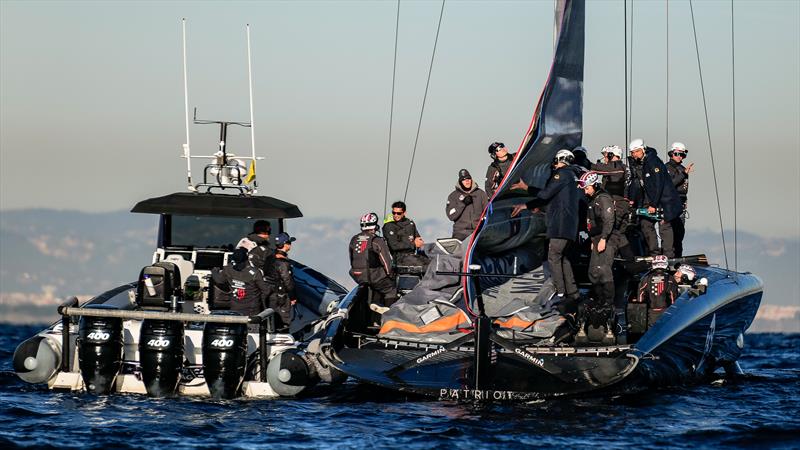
[628,139,683,258]
[510,149,581,312]
[666,142,694,257]
[578,171,621,335]
[382,201,429,269]
[349,212,397,314]
[218,248,270,317]
[485,142,515,197]
[264,232,297,332]
[236,220,275,273]
[446,169,488,240]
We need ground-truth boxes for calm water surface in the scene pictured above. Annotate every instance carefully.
[1,324,798,449]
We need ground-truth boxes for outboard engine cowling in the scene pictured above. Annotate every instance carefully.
[139,319,184,397]
[202,312,247,399]
[78,305,123,394]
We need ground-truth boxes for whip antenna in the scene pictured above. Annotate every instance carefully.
[246,24,258,193]
[181,18,195,191]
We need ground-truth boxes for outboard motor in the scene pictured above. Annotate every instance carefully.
[202,312,248,399]
[266,349,319,397]
[139,319,184,397]
[77,305,123,394]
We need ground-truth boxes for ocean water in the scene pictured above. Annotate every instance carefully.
[1,324,798,449]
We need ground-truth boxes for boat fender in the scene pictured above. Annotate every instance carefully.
[13,336,61,384]
[266,349,319,397]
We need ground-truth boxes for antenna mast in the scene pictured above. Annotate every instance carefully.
[181,19,195,192]
[246,24,258,193]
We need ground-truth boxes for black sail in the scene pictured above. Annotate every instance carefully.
[464,0,585,311]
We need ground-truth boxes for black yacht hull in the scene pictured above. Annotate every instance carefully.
[320,268,762,400]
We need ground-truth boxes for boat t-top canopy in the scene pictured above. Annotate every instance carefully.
[131,192,303,218]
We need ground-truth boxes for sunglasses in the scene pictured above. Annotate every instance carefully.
[672,152,687,158]
[392,211,405,216]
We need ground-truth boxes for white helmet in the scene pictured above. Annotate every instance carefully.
[554,149,574,165]
[629,138,645,152]
[601,145,623,158]
[577,171,601,188]
[360,212,379,231]
[677,264,696,281]
[671,142,687,152]
[651,255,669,270]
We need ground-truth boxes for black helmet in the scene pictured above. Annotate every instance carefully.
[488,142,506,155]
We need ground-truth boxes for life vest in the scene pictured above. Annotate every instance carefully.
[350,232,381,271]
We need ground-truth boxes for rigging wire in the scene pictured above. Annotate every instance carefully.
[403,0,446,202]
[689,0,729,270]
[624,0,629,154]
[628,0,634,145]
[666,0,669,151]
[731,0,738,275]
[383,0,401,219]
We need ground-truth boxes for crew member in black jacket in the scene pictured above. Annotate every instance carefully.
[485,142,515,197]
[628,139,683,258]
[219,248,270,318]
[264,232,297,332]
[349,212,397,314]
[511,149,581,310]
[382,201,429,269]
[236,220,275,273]
[665,142,694,257]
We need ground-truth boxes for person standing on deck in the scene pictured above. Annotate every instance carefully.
[219,248,271,318]
[665,142,694,257]
[236,220,275,274]
[628,139,683,258]
[264,232,298,332]
[485,142,515,198]
[446,169,488,241]
[349,212,397,314]
[510,149,581,313]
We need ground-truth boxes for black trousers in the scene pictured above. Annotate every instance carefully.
[548,238,578,298]
[640,218,675,258]
[369,276,398,307]
[588,236,617,308]
[673,217,686,258]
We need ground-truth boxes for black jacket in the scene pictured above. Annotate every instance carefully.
[586,189,616,240]
[485,154,515,197]
[666,159,689,199]
[639,148,684,221]
[446,184,488,240]
[591,160,628,198]
[527,165,580,240]
[349,231,393,283]
[240,233,275,273]
[264,252,296,300]
[382,218,420,255]
[220,263,270,317]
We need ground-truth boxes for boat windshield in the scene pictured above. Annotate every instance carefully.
[167,215,280,249]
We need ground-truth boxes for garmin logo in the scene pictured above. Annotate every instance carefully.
[416,347,446,365]
[87,331,110,341]
[210,338,234,348]
[146,337,171,348]
[514,348,544,368]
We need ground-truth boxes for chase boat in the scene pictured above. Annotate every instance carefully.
[12,22,348,399]
[316,0,763,401]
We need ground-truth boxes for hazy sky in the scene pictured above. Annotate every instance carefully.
[2,0,799,239]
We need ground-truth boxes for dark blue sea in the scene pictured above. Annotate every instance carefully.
[1,324,798,449]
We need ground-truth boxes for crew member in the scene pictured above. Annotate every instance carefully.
[591,145,629,198]
[631,255,680,333]
[628,139,683,258]
[219,248,270,318]
[264,232,298,332]
[382,201,429,269]
[236,220,275,273]
[572,146,592,171]
[485,142,515,197]
[666,142,694,257]
[349,212,397,314]
[510,149,581,311]
[578,171,619,333]
[446,169,488,240]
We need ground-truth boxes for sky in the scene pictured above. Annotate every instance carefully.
[1,0,799,240]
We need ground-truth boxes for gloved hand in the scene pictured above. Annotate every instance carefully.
[462,195,473,205]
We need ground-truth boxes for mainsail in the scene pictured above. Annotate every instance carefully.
[463,0,585,312]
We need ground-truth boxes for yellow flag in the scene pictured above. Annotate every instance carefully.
[245,160,256,183]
